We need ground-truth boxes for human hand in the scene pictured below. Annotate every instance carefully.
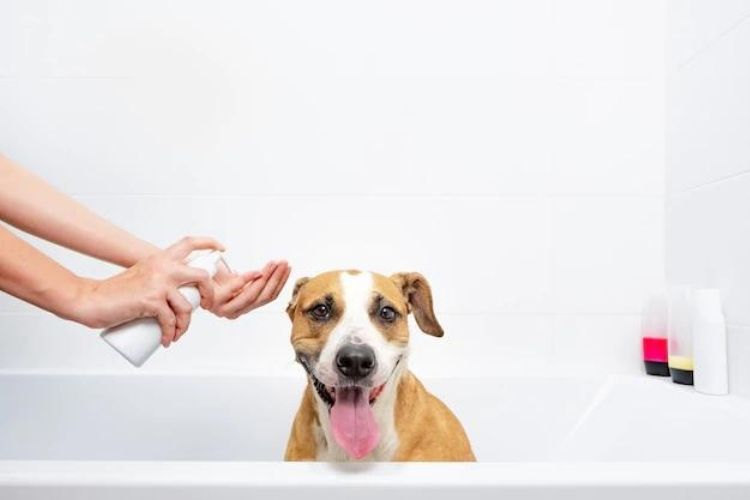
[75,236,223,346]
[208,260,291,319]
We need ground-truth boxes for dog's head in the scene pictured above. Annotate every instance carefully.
[286,270,443,459]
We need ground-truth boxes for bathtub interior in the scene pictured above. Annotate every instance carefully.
[2,373,750,463]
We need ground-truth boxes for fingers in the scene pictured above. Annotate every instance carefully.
[219,266,275,319]
[122,236,232,345]
[241,270,264,283]
[166,236,225,259]
[167,290,193,342]
[174,266,215,309]
[255,262,290,305]
[175,257,291,319]
[272,264,291,299]
[221,262,290,319]
[226,272,254,298]
[208,273,246,313]
[212,264,234,285]
[207,269,262,317]
[154,303,178,347]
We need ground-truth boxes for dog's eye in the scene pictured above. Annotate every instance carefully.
[310,304,331,321]
[379,306,397,322]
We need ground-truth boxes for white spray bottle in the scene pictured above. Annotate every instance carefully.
[100,250,227,367]
[692,288,729,395]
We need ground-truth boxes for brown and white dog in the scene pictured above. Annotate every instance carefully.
[284,270,475,462]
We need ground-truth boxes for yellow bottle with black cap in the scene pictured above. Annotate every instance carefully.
[668,287,694,385]
[668,355,694,385]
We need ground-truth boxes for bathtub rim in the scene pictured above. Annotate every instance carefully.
[2,461,750,488]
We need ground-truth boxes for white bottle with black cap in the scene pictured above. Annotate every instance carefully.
[100,250,227,367]
[692,288,729,395]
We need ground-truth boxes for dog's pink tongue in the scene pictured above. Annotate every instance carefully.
[330,387,379,459]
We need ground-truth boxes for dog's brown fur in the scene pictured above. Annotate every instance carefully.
[284,270,475,462]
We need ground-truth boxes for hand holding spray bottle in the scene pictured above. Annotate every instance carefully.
[100,251,228,367]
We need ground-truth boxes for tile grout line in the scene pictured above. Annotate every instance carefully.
[67,193,666,200]
[0,311,643,318]
[675,9,750,72]
[672,168,750,197]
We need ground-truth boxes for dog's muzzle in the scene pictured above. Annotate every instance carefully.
[295,351,402,410]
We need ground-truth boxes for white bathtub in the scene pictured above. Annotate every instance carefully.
[1,373,750,499]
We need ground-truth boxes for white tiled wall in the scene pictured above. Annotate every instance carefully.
[666,0,750,396]
[0,0,665,376]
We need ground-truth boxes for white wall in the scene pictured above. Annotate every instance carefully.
[0,0,665,377]
[666,1,750,396]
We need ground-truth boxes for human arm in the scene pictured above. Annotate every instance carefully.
[0,154,158,267]
[0,153,291,319]
[0,226,220,346]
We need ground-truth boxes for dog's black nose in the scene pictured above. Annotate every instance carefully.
[335,344,376,380]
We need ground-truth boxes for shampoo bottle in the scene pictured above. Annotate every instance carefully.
[668,286,694,385]
[641,292,669,376]
[692,289,729,395]
[100,251,226,367]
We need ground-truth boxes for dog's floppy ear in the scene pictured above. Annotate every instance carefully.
[390,272,444,337]
[286,277,310,320]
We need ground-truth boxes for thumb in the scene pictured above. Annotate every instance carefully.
[242,270,263,283]
[225,271,261,297]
